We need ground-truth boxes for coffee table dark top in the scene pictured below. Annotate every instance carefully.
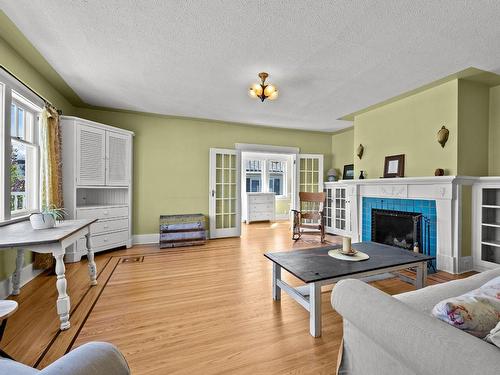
[264,242,435,283]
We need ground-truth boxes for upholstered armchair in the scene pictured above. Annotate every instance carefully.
[0,342,130,375]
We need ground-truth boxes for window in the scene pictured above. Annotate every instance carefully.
[268,161,285,196]
[0,70,42,223]
[243,158,287,197]
[245,160,262,192]
[10,99,39,216]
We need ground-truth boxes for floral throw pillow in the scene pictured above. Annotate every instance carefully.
[431,276,500,338]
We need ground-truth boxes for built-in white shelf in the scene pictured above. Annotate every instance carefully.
[475,185,500,269]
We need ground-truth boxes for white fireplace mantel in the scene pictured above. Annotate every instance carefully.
[326,176,480,274]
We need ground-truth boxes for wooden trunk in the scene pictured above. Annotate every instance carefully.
[159,214,207,248]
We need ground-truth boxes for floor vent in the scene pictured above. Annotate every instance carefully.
[121,256,144,264]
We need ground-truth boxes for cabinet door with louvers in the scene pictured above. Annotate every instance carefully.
[106,131,131,186]
[76,124,106,185]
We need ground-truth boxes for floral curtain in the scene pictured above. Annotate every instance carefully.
[34,105,63,269]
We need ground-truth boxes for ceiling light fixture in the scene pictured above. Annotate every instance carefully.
[248,72,278,102]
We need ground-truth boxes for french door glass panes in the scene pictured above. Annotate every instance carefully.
[299,157,320,193]
[335,187,347,230]
[324,187,333,228]
[215,153,237,229]
[210,148,241,238]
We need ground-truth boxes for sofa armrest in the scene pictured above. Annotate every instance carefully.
[332,279,500,375]
[40,342,130,375]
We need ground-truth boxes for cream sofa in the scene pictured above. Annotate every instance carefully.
[0,342,130,375]
[332,268,500,375]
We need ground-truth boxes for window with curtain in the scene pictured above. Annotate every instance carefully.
[0,70,42,223]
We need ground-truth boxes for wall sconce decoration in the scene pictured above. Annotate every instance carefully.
[437,126,449,148]
[356,144,364,159]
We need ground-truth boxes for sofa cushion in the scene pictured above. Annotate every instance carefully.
[431,276,500,338]
[395,268,500,314]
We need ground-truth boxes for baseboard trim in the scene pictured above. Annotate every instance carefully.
[132,233,159,245]
[0,263,45,299]
[458,256,474,274]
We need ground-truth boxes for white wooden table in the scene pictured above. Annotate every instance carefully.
[0,219,97,330]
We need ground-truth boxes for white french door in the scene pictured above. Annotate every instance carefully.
[209,148,241,238]
[295,154,324,208]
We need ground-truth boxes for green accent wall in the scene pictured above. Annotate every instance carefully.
[489,85,500,175]
[74,107,332,234]
[353,80,459,179]
[457,80,490,176]
[331,128,354,176]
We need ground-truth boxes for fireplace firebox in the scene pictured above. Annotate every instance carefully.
[371,209,422,251]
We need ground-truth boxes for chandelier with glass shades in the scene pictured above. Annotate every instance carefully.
[248,72,278,102]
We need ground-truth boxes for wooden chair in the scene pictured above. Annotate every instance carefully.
[292,192,326,243]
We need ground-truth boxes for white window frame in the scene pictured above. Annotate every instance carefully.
[0,69,43,224]
[242,155,288,199]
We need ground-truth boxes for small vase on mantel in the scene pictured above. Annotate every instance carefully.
[359,171,365,179]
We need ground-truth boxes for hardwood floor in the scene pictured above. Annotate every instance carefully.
[3,222,474,374]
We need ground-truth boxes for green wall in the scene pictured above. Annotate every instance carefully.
[489,85,500,175]
[331,128,354,176]
[457,80,490,176]
[75,107,332,234]
[353,80,458,179]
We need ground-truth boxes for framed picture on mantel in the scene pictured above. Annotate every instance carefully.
[383,154,405,178]
[342,164,354,179]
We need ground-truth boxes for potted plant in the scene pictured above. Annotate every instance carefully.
[29,205,67,230]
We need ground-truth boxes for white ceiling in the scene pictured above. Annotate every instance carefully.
[3,1,500,132]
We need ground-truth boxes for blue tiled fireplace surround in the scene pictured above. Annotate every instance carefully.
[362,197,437,269]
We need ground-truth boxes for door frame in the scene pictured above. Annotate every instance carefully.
[296,154,324,209]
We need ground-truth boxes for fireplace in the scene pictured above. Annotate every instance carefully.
[371,209,422,251]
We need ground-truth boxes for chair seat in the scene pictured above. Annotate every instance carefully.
[300,224,321,230]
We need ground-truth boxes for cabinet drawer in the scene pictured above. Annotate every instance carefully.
[91,230,129,249]
[249,195,274,204]
[248,213,273,222]
[77,206,128,220]
[249,203,274,213]
[90,218,128,234]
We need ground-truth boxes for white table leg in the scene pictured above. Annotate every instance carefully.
[11,249,24,295]
[53,252,71,330]
[309,282,322,337]
[272,263,281,301]
[415,262,427,289]
[85,233,97,286]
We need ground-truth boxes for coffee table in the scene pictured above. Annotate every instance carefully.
[264,242,435,337]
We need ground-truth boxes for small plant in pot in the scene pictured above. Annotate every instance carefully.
[29,205,67,230]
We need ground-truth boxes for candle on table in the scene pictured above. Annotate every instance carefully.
[342,236,351,253]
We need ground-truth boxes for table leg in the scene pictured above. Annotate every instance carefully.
[11,249,24,296]
[85,233,97,286]
[272,263,281,301]
[53,252,71,330]
[415,262,427,289]
[309,282,322,337]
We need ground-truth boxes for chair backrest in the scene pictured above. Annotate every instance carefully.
[299,192,325,221]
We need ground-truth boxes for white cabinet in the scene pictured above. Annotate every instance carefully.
[243,193,276,223]
[106,131,131,186]
[473,182,500,271]
[324,182,352,237]
[76,125,106,186]
[61,116,134,263]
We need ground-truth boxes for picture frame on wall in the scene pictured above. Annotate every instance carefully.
[342,164,354,180]
[383,154,405,178]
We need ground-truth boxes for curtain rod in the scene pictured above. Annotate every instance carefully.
[0,65,63,115]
